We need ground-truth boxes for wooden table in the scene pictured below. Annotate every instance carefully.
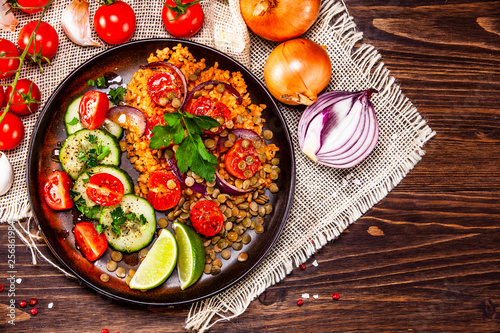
[1,1,499,332]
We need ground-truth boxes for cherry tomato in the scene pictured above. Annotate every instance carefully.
[0,112,24,150]
[94,1,136,45]
[0,39,20,79]
[5,79,41,116]
[225,138,261,179]
[146,171,181,211]
[43,171,74,210]
[79,91,109,130]
[162,0,204,38]
[18,21,59,60]
[86,173,125,206]
[74,222,108,261]
[145,114,168,141]
[17,0,51,14]
[187,97,230,134]
[147,72,181,107]
[190,200,223,237]
[0,86,4,107]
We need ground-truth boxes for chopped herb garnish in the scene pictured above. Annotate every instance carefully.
[108,86,127,105]
[139,214,147,225]
[78,134,111,169]
[95,224,107,234]
[82,177,90,184]
[67,117,79,126]
[149,111,220,182]
[69,190,102,220]
[97,76,107,88]
[109,208,147,236]
[87,79,95,86]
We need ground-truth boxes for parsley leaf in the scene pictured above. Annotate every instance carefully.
[108,86,127,105]
[78,135,110,169]
[68,117,79,126]
[96,76,107,88]
[95,224,107,234]
[69,190,102,220]
[139,214,147,225]
[87,79,95,86]
[149,111,220,182]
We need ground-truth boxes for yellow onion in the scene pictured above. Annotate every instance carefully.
[264,38,332,106]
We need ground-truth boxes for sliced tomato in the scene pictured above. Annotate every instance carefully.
[43,171,73,210]
[78,90,109,130]
[146,171,181,211]
[85,173,125,207]
[145,114,168,141]
[187,97,230,134]
[147,72,181,107]
[74,222,107,261]
[190,200,223,237]
[224,138,261,179]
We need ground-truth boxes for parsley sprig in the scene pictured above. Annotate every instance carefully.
[78,134,111,169]
[149,111,220,182]
[69,190,102,220]
[97,207,147,236]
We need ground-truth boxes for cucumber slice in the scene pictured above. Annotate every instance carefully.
[72,165,134,207]
[60,129,121,180]
[100,194,156,253]
[65,96,123,139]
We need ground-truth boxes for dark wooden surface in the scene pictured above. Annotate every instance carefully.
[1,1,499,332]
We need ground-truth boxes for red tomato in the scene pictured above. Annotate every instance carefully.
[94,1,136,45]
[74,222,108,261]
[0,86,4,107]
[43,171,74,210]
[146,171,181,211]
[187,97,230,134]
[225,138,261,179]
[162,0,204,38]
[86,173,125,206]
[5,79,41,116]
[0,39,20,79]
[0,112,24,150]
[145,114,168,141]
[147,72,181,107]
[79,91,109,130]
[17,0,51,14]
[190,200,223,237]
[18,21,59,60]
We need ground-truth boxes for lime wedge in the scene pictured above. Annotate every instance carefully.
[172,222,205,290]
[129,229,178,290]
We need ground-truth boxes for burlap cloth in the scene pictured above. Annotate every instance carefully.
[0,0,435,331]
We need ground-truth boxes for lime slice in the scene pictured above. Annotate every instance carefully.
[129,229,178,290]
[173,222,205,290]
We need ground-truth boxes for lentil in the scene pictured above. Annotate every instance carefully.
[106,261,118,272]
[237,252,249,262]
[111,251,123,262]
[100,273,110,282]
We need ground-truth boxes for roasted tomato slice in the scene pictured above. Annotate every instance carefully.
[190,200,223,237]
[74,222,108,261]
[79,90,109,130]
[43,171,74,210]
[145,114,168,141]
[187,97,230,134]
[85,173,125,206]
[147,72,181,107]
[224,138,261,179]
[146,171,181,211]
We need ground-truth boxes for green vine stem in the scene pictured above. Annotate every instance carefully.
[0,0,54,125]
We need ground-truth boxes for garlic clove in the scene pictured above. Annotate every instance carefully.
[61,0,101,47]
[0,3,19,32]
[0,152,14,196]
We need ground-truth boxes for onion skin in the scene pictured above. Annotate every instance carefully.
[264,38,332,106]
[240,0,320,42]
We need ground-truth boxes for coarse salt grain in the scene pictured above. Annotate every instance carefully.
[312,260,318,267]
[48,303,53,309]
[16,278,22,284]
[313,295,319,299]
[302,293,310,299]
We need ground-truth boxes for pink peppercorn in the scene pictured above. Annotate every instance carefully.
[332,292,340,300]
[297,299,304,306]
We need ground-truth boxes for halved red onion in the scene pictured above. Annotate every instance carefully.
[140,61,188,110]
[107,106,147,137]
[166,158,208,196]
[216,128,263,153]
[183,80,243,111]
[215,171,255,196]
[298,89,379,168]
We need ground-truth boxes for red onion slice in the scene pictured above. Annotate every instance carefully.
[216,128,263,153]
[140,61,188,111]
[166,158,208,196]
[107,106,147,137]
[183,80,243,111]
[215,171,255,196]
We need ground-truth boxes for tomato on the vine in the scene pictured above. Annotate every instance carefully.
[0,39,20,79]
[78,90,109,130]
[0,112,24,150]
[162,0,204,38]
[17,0,51,14]
[18,21,59,61]
[74,222,108,261]
[94,0,136,45]
[190,200,223,237]
[43,171,74,210]
[5,79,41,116]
